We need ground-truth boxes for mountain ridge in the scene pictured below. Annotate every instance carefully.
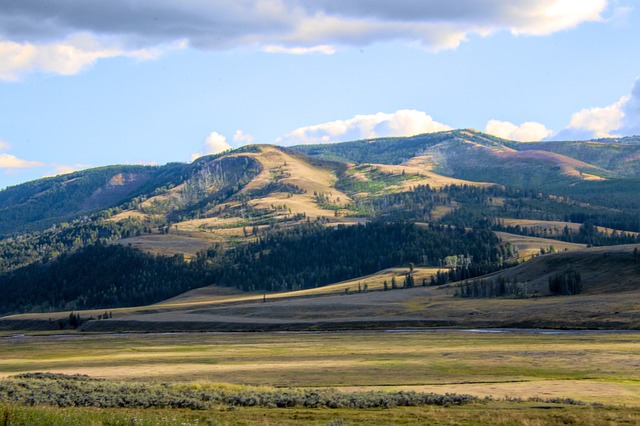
[2,130,640,320]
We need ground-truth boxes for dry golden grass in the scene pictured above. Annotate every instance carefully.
[170,217,243,232]
[278,266,445,294]
[114,231,222,260]
[158,285,248,304]
[495,231,587,259]
[107,145,366,257]
[238,145,353,219]
[500,218,639,237]
[493,149,608,181]
[374,162,491,190]
[354,380,640,406]
[430,204,455,220]
[108,210,149,222]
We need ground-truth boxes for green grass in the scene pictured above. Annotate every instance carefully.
[2,401,640,425]
[337,165,422,196]
[1,331,640,424]
[1,331,639,406]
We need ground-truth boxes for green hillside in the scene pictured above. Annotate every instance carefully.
[294,130,640,191]
[0,163,188,236]
[2,132,640,322]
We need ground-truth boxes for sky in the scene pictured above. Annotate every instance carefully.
[1,0,640,189]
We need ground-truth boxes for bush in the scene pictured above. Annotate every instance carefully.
[0,373,478,411]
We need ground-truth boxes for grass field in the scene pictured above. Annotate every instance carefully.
[1,331,639,406]
[4,402,640,425]
[1,330,640,424]
[3,402,639,425]
[494,231,586,260]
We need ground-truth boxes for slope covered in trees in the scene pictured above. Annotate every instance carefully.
[0,243,210,314]
[0,164,188,236]
[216,222,505,292]
[0,222,509,315]
[294,130,640,192]
[2,132,640,318]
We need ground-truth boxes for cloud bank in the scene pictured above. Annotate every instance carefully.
[0,153,43,169]
[276,110,452,145]
[0,33,162,81]
[0,0,609,79]
[484,119,554,141]
[551,77,640,140]
[0,139,44,171]
[277,77,640,147]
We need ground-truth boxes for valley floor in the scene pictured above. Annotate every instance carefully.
[1,329,640,425]
[1,330,639,406]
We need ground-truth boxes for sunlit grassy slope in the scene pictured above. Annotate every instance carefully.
[111,144,485,257]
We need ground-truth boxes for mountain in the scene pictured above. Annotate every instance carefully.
[0,163,188,236]
[1,131,640,322]
[294,129,640,188]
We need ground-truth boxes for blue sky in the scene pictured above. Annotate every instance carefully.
[1,0,640,189]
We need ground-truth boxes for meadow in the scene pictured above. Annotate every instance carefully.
[1,330,640,424]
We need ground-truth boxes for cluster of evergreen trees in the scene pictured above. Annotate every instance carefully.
[0,221,512,315]
[349,184,440,221]
[548,270,582,295]
[0,216,156,272]
[0,244,211,314]
[0,164,188,236]
[214,222,504,293]
[453,270,583,299]
[494,221,639,247]
[455,277,532,298]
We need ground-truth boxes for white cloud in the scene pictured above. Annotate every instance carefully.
[0,0,609,79]
[263,45,336,55]
[0,140,10,150]
[0,33,165,81]
[508,0,606,36]
[551,77,640,140]
[566,100,626,138]
[276,109,452,146]
[203,131,233,153]
[191,131,232,161]
[233,130,255,145]
[44,163,91,177]
[52,165,78,176]
[0,153,44,169]
[484,119,554,141]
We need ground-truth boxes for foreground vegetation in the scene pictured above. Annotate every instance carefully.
[1,331,639,405]
[1,326,639,424]
[0,372,478,410]
[3,401,639,426]
[2,373,638,426]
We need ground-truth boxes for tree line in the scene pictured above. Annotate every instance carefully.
[0,222,512,315]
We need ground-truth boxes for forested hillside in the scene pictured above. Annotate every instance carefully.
[294,129,640,190]
[0,222,511,315]
[0,164,187,236]
[2,131,640,317]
